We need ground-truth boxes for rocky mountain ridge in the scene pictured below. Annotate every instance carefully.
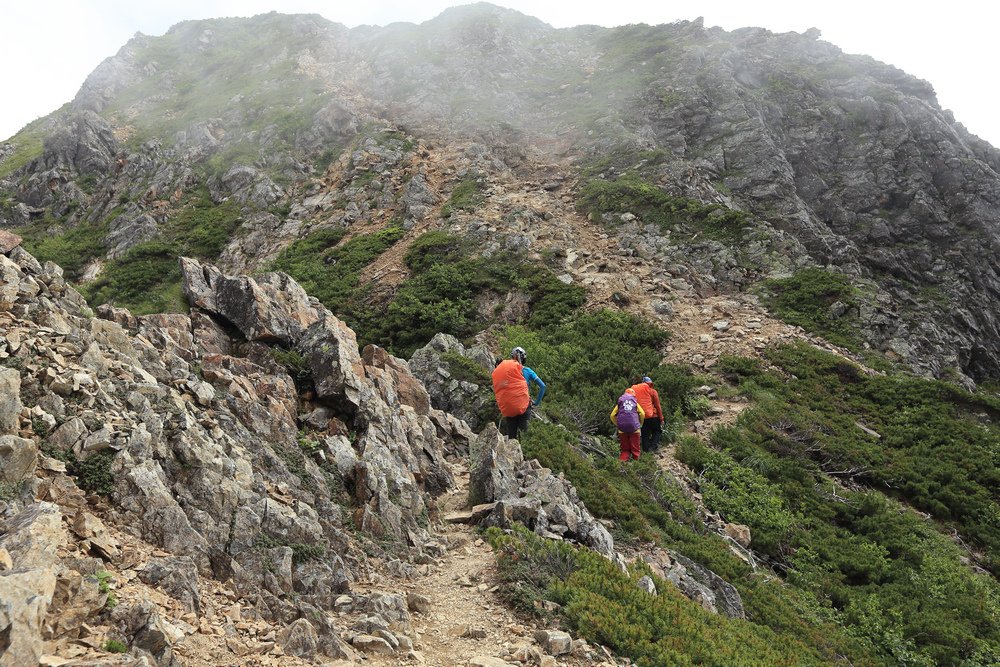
[2,6,999,384]
[2,5,1000,665]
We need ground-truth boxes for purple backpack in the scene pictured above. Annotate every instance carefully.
[616,393,641,433]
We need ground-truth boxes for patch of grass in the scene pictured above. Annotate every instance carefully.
[577,172,749,242]
[759,267,862,350]
[82,242,186,315]
[440,174,485,218]
[0,112,56,178]
[167,191,244,258]
[94,569,119,609]
[255,533,326,565]
[103,639,127,654]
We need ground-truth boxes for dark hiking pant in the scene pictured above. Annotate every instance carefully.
[641,418,663,452]
[503,406,532,440]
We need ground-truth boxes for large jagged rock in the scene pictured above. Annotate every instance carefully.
[469,425,615,557]
[139,557,201,614]
[216,165,284,207]
[110,600,177,666]
[298,313,366,405]
[0,503,66,666]
[409,333,496,431]
[0,366,24,440]
[643,548,745,620]
[469,424,523,506]
[0,436,37,486]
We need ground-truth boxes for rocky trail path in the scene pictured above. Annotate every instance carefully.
[358,461,614,667]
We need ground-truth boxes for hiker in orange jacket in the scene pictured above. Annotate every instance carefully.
[491,346,546,440]
[611,387,645,461]
[631,376,664,452]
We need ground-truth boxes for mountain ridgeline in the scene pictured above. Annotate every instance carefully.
[1,6,999,383]
[1,4,1000,666]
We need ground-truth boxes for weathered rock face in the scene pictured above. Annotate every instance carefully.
[0,240,468,659]
[469,425,614,558]
[642,549,745,620]
[410,333,497,431]
[0,502,108,667]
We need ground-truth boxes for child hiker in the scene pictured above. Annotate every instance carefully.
[610,387,645,461]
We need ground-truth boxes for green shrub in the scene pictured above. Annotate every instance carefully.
[82,242,186,315]
[72,450,117,496]
[271,225,403,316]
[103,639,127,653]
[271,347,312,392]
[440,175,485,217]
[760,268,861,349]
[167,193,244,258]
[684,394,713,419]
[487,526,871,667]
[361,232,584,356]
[577,172,748,241]
[0,481,20,502]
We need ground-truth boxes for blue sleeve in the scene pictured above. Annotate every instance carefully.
[523,367,546,405]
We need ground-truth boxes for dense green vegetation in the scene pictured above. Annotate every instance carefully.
[271,225,404,314]
[675,343,1000,664]
[577,172,749,241]
[20,214,113,280]
[354,231,585,356]
[166,195,244,258]
[82,242,187,315]
[760,267,862,350]
[489,525,860,667]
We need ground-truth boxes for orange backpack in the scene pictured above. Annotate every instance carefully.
[492,360,530,417]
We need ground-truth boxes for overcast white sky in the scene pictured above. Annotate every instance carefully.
[3,1,999,146]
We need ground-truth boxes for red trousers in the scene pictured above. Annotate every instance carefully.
[618,431,641,461]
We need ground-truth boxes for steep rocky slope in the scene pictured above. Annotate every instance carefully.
[2,4,1000,665]
[2,5,999,383]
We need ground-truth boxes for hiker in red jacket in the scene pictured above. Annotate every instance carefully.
[611,388,645,461]
[631,376,664,452]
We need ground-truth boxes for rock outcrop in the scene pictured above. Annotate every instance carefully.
[410,333,497,431]
[469,425,614,558]
[0,238,471,663]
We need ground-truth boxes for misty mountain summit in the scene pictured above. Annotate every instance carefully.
[0,5,998,666]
